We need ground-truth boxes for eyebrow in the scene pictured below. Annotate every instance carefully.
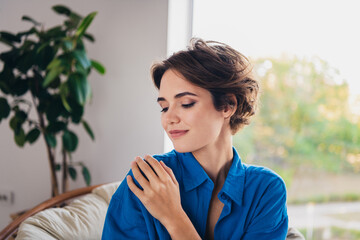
[157,91,198,102]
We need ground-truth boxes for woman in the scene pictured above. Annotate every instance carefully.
[102,39,288,239]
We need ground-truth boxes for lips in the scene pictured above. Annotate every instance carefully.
[169,130,188,138]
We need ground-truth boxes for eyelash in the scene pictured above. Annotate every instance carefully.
[160,102,196,113]
[182,102,196,108]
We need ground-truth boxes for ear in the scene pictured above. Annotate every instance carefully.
[223,94,237,119]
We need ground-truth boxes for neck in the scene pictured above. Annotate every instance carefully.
[192,129,233,184]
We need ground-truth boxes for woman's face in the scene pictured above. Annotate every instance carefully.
[158,69,228,153]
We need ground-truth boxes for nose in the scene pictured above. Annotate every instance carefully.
[164,107,180,125]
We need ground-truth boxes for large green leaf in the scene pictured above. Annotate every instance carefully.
[44,26,65,39]
[46,57,64,70]
[14,128,26,147]
[83,33,95,42]
[75,61,87,76]
[12,78,29,96]
[81,164,91,186]
[21,16,40,26]
[90,60,106,75]
[0,31,21,43]
[35,44,56,70]
[0,65,14,94]
[43,65,64,87]
[0,51,19,68]
[46,54,70,69]
[73,50,91,69]
[46,121,66,133]
[75,12,97,38]
[15,110,27,122]
[45,133,57,148]
[75,39,85,51]
[62,130,78,152]
[25,128,40,144]
[0,97,10,119]
[14,110,27,128]
[9,116,18,131]
[82,120,94,140]
[45,95,66,122]
[9,111,27,134]
[59,83,71,112]
[68,166,77,180]
[62,39,74,51]
[16,51,35,74]
[0,37,14,47]
[52,5,71,16]
[68,72,91,106]
[68,99,84,123]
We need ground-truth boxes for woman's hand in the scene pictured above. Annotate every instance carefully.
[127,155,181,222]
[127,155,201,240]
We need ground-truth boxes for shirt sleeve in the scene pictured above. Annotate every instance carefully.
[242,176,289,240]
[101,173,149,240]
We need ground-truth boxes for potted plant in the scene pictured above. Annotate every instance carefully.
[0,5,105,196]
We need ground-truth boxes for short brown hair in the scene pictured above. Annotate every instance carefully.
[151,38,259,134]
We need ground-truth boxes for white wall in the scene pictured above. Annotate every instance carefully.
[0,0,168,229]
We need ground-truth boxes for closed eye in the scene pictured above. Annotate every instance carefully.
[161,102,196,112]
[161,107,168,113]
[182,102,196,108]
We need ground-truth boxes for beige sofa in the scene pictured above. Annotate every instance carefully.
[6,182,303,240]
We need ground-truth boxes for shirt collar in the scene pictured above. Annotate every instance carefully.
[220,147,245,206]
[175,147,245,206]
[176,151,210,192]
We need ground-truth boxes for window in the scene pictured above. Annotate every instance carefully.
[193,0,360,239]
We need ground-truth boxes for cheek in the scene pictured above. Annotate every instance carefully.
[186,107,223,131]
[182,109,202,126]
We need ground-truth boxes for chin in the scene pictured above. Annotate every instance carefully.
[173,145,189,153]
[173,143,199,153]
[174,147,189,153]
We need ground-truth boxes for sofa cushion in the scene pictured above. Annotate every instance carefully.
[93,181,121,205]
[16,182,120,240]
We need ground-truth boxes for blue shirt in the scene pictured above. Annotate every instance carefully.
[102,147,288,239]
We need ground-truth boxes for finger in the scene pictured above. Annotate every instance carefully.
[126,175,144,200]
[135,156,159,183]
[160,161,178,185]
[131,160,151,189]
[143,155,168,180]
